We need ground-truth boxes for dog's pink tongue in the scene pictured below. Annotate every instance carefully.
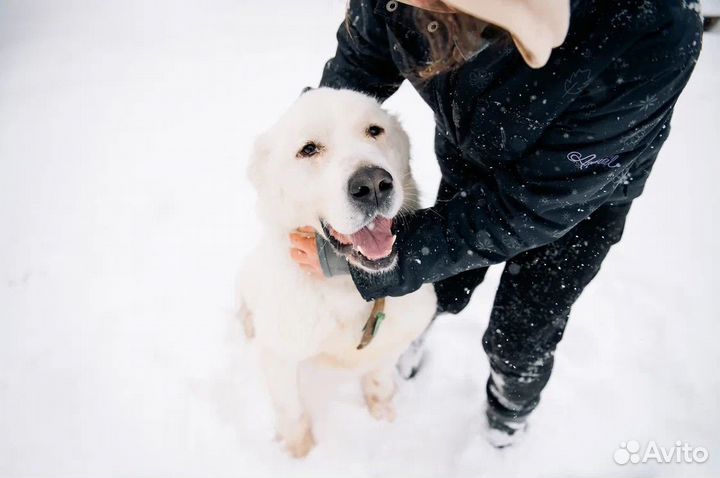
[350,217,395,260]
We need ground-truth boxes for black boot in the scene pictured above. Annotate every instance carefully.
[485,402,529,448]
[396,333,427,379]
[484,378,535,448]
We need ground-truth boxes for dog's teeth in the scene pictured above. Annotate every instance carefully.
[390,235,397,246]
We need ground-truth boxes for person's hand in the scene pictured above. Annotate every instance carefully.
[289,226,324,279]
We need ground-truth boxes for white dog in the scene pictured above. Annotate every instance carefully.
[239,88,436,458]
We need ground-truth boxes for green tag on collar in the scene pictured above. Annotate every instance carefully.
[372,312,386,337]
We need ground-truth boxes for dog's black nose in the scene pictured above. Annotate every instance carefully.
[347,166,394,212]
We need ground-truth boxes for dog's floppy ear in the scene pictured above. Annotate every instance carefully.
[247,132,271,191]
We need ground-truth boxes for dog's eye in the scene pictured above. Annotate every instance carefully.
[366,125,385,138]
[297,141,321,158]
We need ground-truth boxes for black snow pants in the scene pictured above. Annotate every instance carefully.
[434,185,632,423]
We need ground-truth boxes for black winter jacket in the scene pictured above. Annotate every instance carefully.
[319,0,703,300]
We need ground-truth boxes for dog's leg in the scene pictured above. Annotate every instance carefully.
[361,367,397,422]
[238,299,255,340]
[259,348,314,458]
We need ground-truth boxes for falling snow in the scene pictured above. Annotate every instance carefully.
[0,1,717,477]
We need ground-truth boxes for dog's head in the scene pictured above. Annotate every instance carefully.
[248,88,418,273]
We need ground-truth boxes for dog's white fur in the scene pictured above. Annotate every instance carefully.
[239,88,436,458]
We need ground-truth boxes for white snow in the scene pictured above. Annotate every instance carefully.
[1,1,719,476]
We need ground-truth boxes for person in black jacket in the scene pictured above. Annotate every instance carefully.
[289,0,702,446]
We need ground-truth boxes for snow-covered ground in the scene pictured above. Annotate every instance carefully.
[1,1,719,476]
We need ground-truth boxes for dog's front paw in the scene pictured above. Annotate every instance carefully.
[362,370,397,422]
[238,302,255,340]
[365,394,397,422]
[278,418,315,458]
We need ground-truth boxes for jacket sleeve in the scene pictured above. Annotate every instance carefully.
[350,60,697,300]
[319,0,404,101]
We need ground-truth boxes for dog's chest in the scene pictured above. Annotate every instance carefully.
[316,284,436,368]
[242,241,436,365]
[247,262,371,355]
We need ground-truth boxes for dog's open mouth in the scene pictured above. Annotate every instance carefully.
[320,216,398,272]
